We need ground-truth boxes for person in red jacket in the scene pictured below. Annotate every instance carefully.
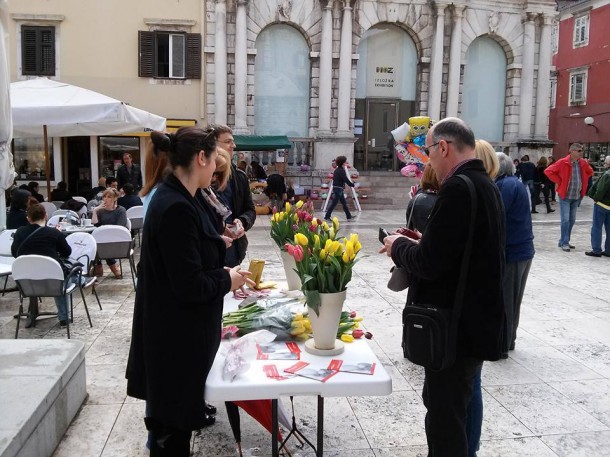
[544,143,594,252]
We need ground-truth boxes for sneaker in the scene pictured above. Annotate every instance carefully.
[561,245,571,252]
[59,320,69,327]
[585,251,602,257]
[531,210,539,214]
[602,252,610,258]
[547,209,555,213]
[569,244,575,249]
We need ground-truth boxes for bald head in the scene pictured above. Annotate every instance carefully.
[426,117,476,182]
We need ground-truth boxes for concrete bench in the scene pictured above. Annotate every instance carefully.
[0,340,87,457]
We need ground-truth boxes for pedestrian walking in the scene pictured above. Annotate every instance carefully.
[324,155,355,221]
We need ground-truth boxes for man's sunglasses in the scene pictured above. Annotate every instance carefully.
[422,140,452,156]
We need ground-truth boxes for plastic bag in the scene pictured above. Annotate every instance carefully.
[221,329,276,382]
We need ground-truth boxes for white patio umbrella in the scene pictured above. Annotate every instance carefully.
[0,0,16,229]
[10,77,166,194]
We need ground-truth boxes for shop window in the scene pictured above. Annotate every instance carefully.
[13,137,55,181]
[138,31,201,79]
[569,70,587,105]
[573,15,589,48]
[98,137,140,179]
[21,25,55,76]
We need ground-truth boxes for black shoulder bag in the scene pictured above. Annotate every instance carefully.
[401,174,477,371]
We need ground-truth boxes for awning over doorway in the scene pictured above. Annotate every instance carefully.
[233,135,292,151]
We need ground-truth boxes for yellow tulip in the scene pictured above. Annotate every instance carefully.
[324,239,332,251]
[294,233,308,246]
[322,221,329,231]
[296,200,304,209]
[332,217,340,230]
[340,334,354,343]
[314,234,320,249]
[279,212,285,221]
[354,241,362,253]
[312,219,318,227]
[293,213,298,222]
[272,213,279,223]
[285,202,291,212]
[349,233,359,244]
[336,243,345,254]
[329,228,335,240]
[328,240,340,254]
[319,248,328,260]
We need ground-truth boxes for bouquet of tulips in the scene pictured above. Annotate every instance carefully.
[285,216,362,315]
[269,200,316,250]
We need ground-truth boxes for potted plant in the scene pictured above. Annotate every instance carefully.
[285,217,362,354]
[270,200,315,289]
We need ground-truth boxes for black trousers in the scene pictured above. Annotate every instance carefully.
[423,357,483,457]
[145,418,192,457]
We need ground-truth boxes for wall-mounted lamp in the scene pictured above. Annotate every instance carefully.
[584,116,599,132]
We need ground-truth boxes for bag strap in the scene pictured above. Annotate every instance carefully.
[16,225,44,257]
[451,174,478,331]
[405,192,422,229]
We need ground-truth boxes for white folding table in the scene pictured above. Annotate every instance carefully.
[206,297,392,457]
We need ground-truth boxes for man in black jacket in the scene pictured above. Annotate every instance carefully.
[211,124,256,266]
[117,153,143,192]
[381,117,505,456]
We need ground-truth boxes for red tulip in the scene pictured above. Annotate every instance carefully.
[350,311,357,318]
[364,331,373,339]
[352,329,364,339]
[305,213,313,222]
[293,245,304,262]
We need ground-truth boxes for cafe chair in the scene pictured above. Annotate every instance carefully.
[91,225,136,290]
[126,205,143,246]
[51,201,65,209]
[41,202,58,218]
[51,209,81,220]
[0,229,16,295]
[12,254,93,339]
[66,232,102,310]
[72,196,87,204]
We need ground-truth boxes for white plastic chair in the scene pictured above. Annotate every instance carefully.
[41,202,58,218]
[72,196,87,204]
[66,232,102,310]
[12,254,93,339]
[51,209,80,220]
[91,225,136,289]
[126,205,144,246]
[0,229,16,295]
[52,201,65,209]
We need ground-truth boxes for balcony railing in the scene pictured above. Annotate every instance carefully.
[249,138,314,168]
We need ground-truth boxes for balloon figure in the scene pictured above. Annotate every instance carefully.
[392,116,434,175]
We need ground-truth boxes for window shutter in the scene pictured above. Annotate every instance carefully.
[139,31,154,77]
[22,27,38,75]
[185,33,201,79]
[40,28,55,76]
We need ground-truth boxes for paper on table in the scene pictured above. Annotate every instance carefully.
[327,359,376,375]
[284,361,339,383]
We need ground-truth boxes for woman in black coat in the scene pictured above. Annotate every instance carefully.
[126,127,252,456]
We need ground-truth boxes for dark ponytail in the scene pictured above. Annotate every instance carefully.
[150,127,216,169]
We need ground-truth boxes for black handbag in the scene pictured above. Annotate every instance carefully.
[402,175,477,371]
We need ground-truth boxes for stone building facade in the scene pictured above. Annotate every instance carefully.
[206,0,558,170]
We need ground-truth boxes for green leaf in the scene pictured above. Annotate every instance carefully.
[304,289,321,316]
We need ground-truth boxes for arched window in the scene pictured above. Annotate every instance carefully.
[461,37,507,142]
[254,25,310,137]
[355,24,417,100]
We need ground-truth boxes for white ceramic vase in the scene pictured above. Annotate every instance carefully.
[307,290,347,350]
[280,250,301,291]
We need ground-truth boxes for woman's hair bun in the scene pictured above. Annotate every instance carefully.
[150,131,173,154]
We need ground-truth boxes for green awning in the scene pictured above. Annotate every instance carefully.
[233,135,292,151]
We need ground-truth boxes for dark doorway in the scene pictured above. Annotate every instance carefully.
[65,136,91,197]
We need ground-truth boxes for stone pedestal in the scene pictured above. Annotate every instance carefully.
[0,340,87,457]
[314,136,356,170]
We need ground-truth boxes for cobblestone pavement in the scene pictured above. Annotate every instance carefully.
[1,199,609,457]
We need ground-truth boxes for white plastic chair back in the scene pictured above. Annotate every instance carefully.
[12,255,72,300]
[52,201,64,209]
[52,209,80,220]
[72,196,87,204]
[91,225,132,244]
[125,217,132,231]
[126,205,144,231]
[66,232,97,268]
[12,255,64,281]
[0,229,17,265]
[47,215,63,227]
[41,202,57,218]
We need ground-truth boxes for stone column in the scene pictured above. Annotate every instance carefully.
[234,0,249,133]
[534,14,553,139]
[318,0,334,135]
[428,2,447,121]
[446,4,464,118]
[214,0,228,124]
[518,12,536,138]
[337,1,353,135]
